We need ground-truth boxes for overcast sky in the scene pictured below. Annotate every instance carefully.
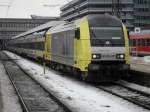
[0,0,68,18]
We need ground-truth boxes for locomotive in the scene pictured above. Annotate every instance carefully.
[7,14,130,82]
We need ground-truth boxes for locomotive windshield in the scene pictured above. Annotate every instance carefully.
[90,27,122,39]
[87,14,125,47]
[90,27,125,47]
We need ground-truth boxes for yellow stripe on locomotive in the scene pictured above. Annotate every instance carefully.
[74,17,91,72]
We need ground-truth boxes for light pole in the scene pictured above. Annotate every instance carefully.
[112,0,121,18]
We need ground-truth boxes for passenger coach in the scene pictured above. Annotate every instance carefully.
[7,14,130,82]
[130,30,150,56]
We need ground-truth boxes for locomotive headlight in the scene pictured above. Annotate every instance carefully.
[116,54,125,59]
[92,54,101,59]
[120,54,124,59]
[93,54,97,59]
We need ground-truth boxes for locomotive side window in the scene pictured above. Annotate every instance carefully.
[75,28,80,39]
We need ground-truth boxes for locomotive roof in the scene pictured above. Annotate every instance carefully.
[48,14,123,33]
[86,14,122,27]
[47,21,76,33]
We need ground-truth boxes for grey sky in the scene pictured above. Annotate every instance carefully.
[0,0,68,18]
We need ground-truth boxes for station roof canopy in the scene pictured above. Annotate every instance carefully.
[12,20,65,39]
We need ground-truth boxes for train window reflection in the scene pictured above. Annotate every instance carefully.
[90,27,123,39]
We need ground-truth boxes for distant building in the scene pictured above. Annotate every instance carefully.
[60,0,134,30]
[134,0,150,29]
[0,17,59,40]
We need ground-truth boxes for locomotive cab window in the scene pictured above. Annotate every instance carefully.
[75,28,80,39]
[90,27,124,46]
[127,30,129,39]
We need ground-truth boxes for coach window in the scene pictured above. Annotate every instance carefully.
[130,40,134,46]
[134,39,137,46]
[147,39,150,46]
[25,43,28,49]
[34,42,38,50]
[142,39,145,46]
[138,39,140,46]
[133,40,136,46]
[133,39,136,46]
[31,43,35,50]
[140,39,143,46]
[141,39,143,46]
[39,42,44,50]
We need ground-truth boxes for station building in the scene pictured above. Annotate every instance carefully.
[60,0,150,30]
[0,16,59,49]
[0,16,59,40]
[60,0,134,30]
[134,0,150,29]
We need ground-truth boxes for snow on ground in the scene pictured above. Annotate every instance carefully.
[130,63,150,74]
[130,56,150,65]
[0,61,22,112]
[130,56,150,73]
[4,51,150,112]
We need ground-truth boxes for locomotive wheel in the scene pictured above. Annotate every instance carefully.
[81,72,89,81]
[73,69,82,80]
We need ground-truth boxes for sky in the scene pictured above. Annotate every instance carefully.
[0,0,68,18]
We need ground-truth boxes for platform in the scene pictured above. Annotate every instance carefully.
[129,57,150,87]
[130,57,150,74]
[131,63,150,74]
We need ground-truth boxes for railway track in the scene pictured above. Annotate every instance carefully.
[2,51,150,111]
[0,52,72,112]
[97,82,150,110]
